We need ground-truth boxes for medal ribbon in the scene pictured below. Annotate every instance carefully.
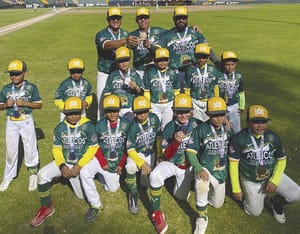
[176,27,188,41]
[72,79,83,99]
[12,81,26,113]
[196,64,208,91]
[107,27,121,41]
[119,69,131,85]
[248,129,265,166]
[138,118,151,152]
[67,122,79,153]
[210,124,225,161]
[223,72,235,98]
[107,118,120,152]
[157,70,167,93]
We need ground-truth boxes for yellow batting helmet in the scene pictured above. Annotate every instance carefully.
[155,48,170,60]
[221,51,239,62]
[206,97,226,115]
[173,94,193,111]
[247,105,270,122]
[136,7,149,17]
[107,7,122,18]
[133,96,151,113]
[63,97,82,114]
[115,46,130,61]
[68,58,84,70]
[103,94,121,111]
[195,43,210,56]
[174,6,188,16]
[7,59,27,73]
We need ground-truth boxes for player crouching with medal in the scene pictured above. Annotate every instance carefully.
[186,97,233,234]
[125,96,160,215]
[31,97,98,227]
[80,95,130,222]
[228,105,300,224]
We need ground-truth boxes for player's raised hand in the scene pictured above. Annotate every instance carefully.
[60,165,72,179]
[70,165,81,177]
[141,162,151,176]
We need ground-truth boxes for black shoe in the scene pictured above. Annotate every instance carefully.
[128,193,139,215]
[270,196,286,223]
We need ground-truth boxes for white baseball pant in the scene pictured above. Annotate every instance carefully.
[226,103,241,134]
[97,71,108,120]
[241,173,300,216]
[151,101,173,130]
[37,161,84,199]
[3,116,39,180]
[150,161,193,201]
[192,99,209,122]
[195,167,225,209]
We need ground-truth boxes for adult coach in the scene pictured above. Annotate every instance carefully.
[0,60,42,192]
[95,7,139,119]
[157,6,219,72]
[228,105,300,223]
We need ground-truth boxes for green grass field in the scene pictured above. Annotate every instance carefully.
[0,4,299,234]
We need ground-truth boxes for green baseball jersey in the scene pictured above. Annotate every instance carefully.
[158,26,206,69]
[96,117,129,173]
[228,127,286,183]
[186,122,234,183]
[0,80,42,116]
[162,117,201,165]
[95,27,129,74]
[53,118,98,165]
[103,69,144,109]
[129,27,166,70]
[185,64,221,100]
[126,113,160,154]
[143,66,179,103]
[218,71,244,106]
[55,77,92,101]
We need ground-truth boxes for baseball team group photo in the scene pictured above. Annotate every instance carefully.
[0,2,299,234]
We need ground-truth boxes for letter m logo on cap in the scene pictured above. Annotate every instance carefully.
[107,97,116,105]
[138,100,146,107]
[213,101,222,109]
[179,97,187,105]
[254,107,265,117]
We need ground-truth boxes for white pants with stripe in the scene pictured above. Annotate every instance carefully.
[3,116,39,180]
[97,71,108,120]
[192,98,209,122]
[226,103,241,134]
[150,161,193,201]
[242,173,300,216]
[151,101,173,130]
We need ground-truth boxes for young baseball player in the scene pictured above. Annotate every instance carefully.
[0,59,42,192]
[95,7,140,119]
[103,46,144,121]
[125,96,160,215]
[129,7,166,77]
[144,47,180,129]
[150,93,201,234]
[218,51,245,133]
[186,97,234,234]
[80,94,130,223]
[228,105,300,224]
[30,97,98,227]
[185,43,221,122]
[54,58,93,121]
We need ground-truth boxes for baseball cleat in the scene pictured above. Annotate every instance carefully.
[270,197,286,224]
[84,206,103,223]
[152,210,168,234]
[0,178,12,192]
[30,202,55,227]
[128,193,139,215]
[28,175,38,192]
[194,216,208,234]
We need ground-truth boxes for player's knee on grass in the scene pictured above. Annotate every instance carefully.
[244,202,264,216]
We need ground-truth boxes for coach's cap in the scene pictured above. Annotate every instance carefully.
[195,43,210,56]
[103,94,121,111]
[133,96,151,113]
[174,6,188,16]
[7,60,27,73]
[173,93,193,111]
[68,58,85,70]
[115,46,130,62]
[63,97,82,114]
[107,7,122,18]
[155,48,169,60]
[206,97,227,115]
[247,105,270,122]
[221,51,239,62]
[136,7,149,17]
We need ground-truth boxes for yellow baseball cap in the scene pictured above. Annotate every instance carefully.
[103,94,120,111]
[174,6,188,16]
[133,96,151,113]
[136,7,149,17]
[155,48,169,60]
[195,43,210,55]
[173,93,193,111]
[221,51,239,62]
[247,105,270,121]
[107,7,122,17]
[7,59,27,73]
[63,97,82,114]
[115,46,130,61]
[68,58,84,70]
[206,97,227,115]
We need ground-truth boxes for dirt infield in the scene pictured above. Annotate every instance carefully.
[0,5,250,37]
